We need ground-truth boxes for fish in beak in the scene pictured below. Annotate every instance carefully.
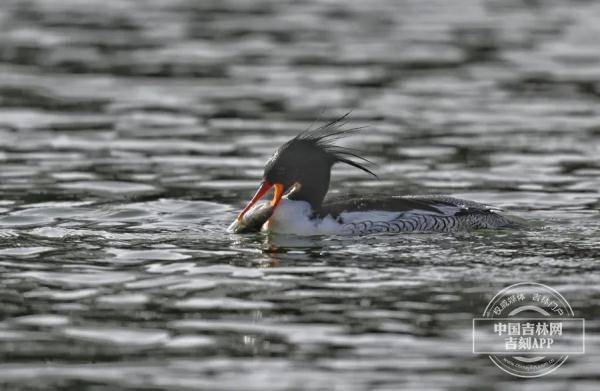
[236,181,285,222]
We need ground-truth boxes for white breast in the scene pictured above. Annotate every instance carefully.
[264,199,340,235]
[264,199,402,236]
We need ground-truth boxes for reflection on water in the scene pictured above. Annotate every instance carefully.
[0,0,599,389]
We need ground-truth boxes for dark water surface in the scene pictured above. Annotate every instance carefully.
[0,0,599,390]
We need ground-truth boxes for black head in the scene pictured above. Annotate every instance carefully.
[236,114,377,222]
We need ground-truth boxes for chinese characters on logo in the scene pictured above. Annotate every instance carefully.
[493,321,562,350]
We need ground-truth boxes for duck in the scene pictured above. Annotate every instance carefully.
[229,116,517,235]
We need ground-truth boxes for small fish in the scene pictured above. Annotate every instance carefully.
[227,201,274,233]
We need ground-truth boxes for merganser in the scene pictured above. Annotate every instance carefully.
[229,117,517,235]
